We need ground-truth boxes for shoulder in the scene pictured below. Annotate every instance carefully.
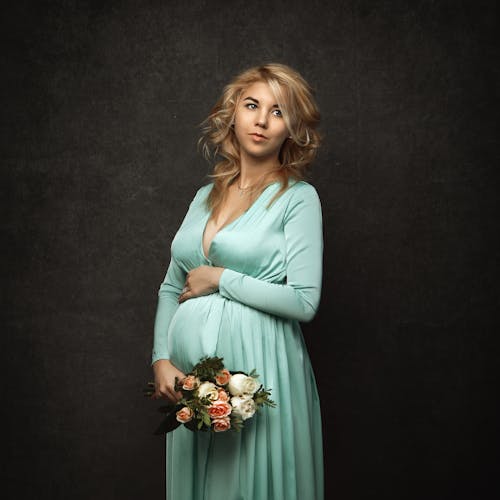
[286,180,321,204]
[283,179,322,221]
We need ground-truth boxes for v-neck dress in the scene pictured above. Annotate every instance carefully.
[152,178,324,500]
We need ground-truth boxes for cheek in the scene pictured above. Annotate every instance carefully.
[233,114,251,136]
[272,121,288,139]
[233,128,247,147]
[234,108,251,126]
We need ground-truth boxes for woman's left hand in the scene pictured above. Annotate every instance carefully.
[178,265,225,303]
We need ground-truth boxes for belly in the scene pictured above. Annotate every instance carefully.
[166,292,302,378]
[167,293,226,372]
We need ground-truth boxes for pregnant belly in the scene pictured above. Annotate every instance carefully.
[167,292,301,376]
[167,293,227,372]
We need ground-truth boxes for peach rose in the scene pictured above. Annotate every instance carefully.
[208,400,232,419]
[217,388,229,402]
[215,369,231,386]
[182,375,200,391]
[212,417,231,432]
[176,406,194,424]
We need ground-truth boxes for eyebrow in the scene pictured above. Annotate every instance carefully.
[243,96,280,108]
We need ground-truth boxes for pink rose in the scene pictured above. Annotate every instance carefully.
[212,417,231,432]
[208,400,232,419]
[176,406,194,424]
[217,388,229,402]
[215,369,231,386]
[182,375,200,391]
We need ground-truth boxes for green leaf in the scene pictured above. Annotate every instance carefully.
[231,416,244,432]
[254,388,277,408]
[191,356,226,381]
[143,382,157,396]
[201,410,212,428]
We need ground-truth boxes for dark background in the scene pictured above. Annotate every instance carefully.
[3,1,498,499]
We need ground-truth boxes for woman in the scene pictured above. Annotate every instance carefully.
[151,63,324,500]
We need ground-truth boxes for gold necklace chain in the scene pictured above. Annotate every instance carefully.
[237,169,279,197]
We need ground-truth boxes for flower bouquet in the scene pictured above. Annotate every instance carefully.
[145,356,276,434]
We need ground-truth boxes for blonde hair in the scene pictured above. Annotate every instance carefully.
[198,63,321,215]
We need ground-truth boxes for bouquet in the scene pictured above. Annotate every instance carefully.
[145,356,276,434]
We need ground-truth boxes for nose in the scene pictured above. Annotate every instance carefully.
[256,111,268,128]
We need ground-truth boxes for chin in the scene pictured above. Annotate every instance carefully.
[244,145,279,158]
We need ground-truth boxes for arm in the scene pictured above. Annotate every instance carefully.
[218,183,323,322]
[151,184,211,365]
[151,256,186,365]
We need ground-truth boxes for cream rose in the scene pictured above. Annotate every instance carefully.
[197,381,219,401]
[176,406,194,424]
[227,373,260,396]
[230,395,256,421]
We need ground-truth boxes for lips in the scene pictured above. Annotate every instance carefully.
[249,133,268,139]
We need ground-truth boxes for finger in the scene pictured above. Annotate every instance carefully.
[151,382,161,398]
[157,384,170,398]
[159,390,173,403]
[167,385,184,403]
[161,386,178,404]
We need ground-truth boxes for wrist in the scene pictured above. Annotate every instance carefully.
[212,267,225,288]
[153,358,171,370]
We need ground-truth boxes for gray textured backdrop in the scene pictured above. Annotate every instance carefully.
[3,1,498,499]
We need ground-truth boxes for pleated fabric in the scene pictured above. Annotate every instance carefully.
[153,179,324,500]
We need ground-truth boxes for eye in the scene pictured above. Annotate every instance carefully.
[272,109,283,117]
[245,103,257,110]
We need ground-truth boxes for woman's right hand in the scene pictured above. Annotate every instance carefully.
[152,359,186,404]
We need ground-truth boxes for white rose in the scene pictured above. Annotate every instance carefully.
[228,373,260,396]
[197,382,219,401]
[231,395,256,421]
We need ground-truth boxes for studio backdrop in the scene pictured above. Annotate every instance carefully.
[3,1,497,499]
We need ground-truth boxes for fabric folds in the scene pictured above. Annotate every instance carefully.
[152,179,324,500]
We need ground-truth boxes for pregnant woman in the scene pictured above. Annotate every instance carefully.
[151,62,324,500]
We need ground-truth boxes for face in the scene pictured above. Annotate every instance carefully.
[233,81,289,164]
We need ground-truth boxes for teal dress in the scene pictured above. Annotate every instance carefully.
[152,178,324,500]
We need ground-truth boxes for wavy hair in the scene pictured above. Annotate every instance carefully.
[198,63,321,214]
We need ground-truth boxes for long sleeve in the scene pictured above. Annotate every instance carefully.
[151,256,186,365]
[151,186,209,365]
[218,183,323,322]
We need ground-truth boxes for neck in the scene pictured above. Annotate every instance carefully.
[238,151,281,187]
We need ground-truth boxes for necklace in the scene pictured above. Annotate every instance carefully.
[237,169,279,197]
